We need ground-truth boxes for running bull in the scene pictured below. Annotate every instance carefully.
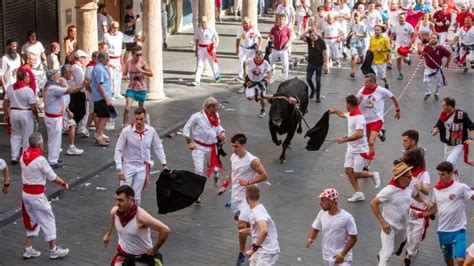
[268,78,309,163]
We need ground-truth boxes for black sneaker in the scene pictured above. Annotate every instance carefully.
[424,94,431,101]
[363,165,370,172]
[404,257,411,266]
[378,128,386,142]
[163,42,168,49]
[434,95,439,101]
[350,73,355,78]
[309,91,315,99]
[10,159,18,165]
[396,240,407,256]
[385,83,389,90]
[316,97,321,103]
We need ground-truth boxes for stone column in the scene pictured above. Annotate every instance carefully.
[75,0,98,56]
[143,0,165,100]
[242,0,258,28]
[198,0,215,26]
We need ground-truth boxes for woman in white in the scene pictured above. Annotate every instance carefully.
[21,31,47,93]
[295,0,311,35]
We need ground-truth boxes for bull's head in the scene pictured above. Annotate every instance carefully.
[268,96,297,127]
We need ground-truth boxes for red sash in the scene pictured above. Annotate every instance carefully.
[409,205,430,240]
[194,140,223,177]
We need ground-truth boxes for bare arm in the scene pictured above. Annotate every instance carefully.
[339,235,357,257]
[329,108,346,118]
[2,166,10,193]
[391,96,401,119]
[236,38,241,54]
[2,99,10,123]
[241,159,267,186]
[140,211,171,254]
[370,197,391,234]
[306,228,319,248]
[103,207,116,247]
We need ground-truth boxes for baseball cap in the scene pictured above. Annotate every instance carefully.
[75,50,88,58]
[319,188,339,203]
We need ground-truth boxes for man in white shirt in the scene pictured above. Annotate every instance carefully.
[322,13,344,69]
[452,16,474,73]
[240,185,280,265]
[20,132,69,260]
[275,0,296,29]
[422,161,474,266]
[218,134,267,266]
[103,21,135,99]
[1,39,22,88]
[365,2,384,36]
[70,50,90,137]
[329,95,381,202]
[243,51,273,118]
[235,17,262,83]
[2,70,39,164]
[183,97,225,202]
[306,188,358,266]
[192,16,221,86]
[356,74,401,170]
[370,162,415,266]
[390,12,415,80]
[84,51,99,133]
[115,108,168,206]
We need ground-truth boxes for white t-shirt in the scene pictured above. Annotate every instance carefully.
[388,10,402,27]
[345,112,369,154]
[195,27,219,45]
[71,63,85,86]
[236,27,261,48]
[456,27,474,45]
[21,155,57,186]
[467,243,474,257]
[322,21,343,38]
[391,23,415,46]
[0,159,6,171]
[409,170,431,210]
[376,184,414,230]
[250,204,280,254]
[295,0,310,16]
[312,209,358,262]
[85,65,94,80]
[357,86,394,123]
[1,54,22,87]
[103,32,128,57]
[4,84,36,109]
[433,181,474,232]
[245,58,272,82]
[230,152,259,203]
[276,4,296,28]
[365,10,383,33]
[21,42,45,69]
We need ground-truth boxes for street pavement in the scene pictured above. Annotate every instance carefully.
[1,16,474,266]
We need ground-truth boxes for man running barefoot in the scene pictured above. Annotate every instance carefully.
[329,95,381,202]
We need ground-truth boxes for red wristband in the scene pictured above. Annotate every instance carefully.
[252,243,262,252]
[417,212,424,219]
[62,181,68,188]
[396,108,400,113]
[222,180,230,189]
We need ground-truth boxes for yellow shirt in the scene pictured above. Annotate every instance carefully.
[370,36,391,65]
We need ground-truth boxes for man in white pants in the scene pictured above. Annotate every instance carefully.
[218,134,268,266]
[306,188,358,266]
[192,16,221,86]
[43,69,83,168]
[183,97,225,202]
[115,107,168,206]
[243,51,273,118]
[421,34,451,101]
[371,162,415,266]
[2,70,39,164]
[322,13,344,68]
[103,21,135,99]
[241,185,280,265]
[234,0,242,20]
[268,14,293,81]
[235,17,262,83]
[20,132,69,260]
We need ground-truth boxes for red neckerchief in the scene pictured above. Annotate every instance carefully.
[390,8,398,11]
[13,80,29,90]
[254,58,264,66]
[349,107,363,116]
[439,109,455,122]
[361,84,377,95]
[389,178,407,189]
[463,25,472,32]
[86,61,96,68]
[243,25,252,32]
[434,179,454,190]
[134,125,146,138]
[69,60,77,65]
[411,166,425,178]
[204,110,220,127]
[22,147,43,166]
[116,204,138,227]
[324,6,332,11]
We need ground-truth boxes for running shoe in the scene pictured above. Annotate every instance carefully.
[406,59,412,66]
[50,162,64,169]
[234,77,245,83]
[215,75,222,83]
[423,94,431,101]
[191,81,200,86]
[347,192,365,202]
[258,110,266,118]
[350,73,355,78]
[23,247,41,259]
[225,200,232,208]
[50,246,69,259]
[397,74,404,80]
[236,252,246,266]
[434,95,439,101]
[67,146,84,156]
[373,172,381,189]
[378,128,386,142]
[316,97,321,103]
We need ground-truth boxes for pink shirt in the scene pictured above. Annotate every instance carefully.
[127,59,148,91]
[269,25,291,50]
[423,45,451,69]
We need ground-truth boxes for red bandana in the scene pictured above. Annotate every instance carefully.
[204,110,220,127]
[434,179,454,190]
[439,109,455,122]
[13,80,29,90]
[411,167,425,178]
[22,147,43,166]
[243,25,252,32]
[389,178,407,189]
[116,204,138,227]
[361,85,377,95]
[324,6,332,11]
[463,26,472,32]
[254,58,264,66]
[69,60,77,66]
[390,8,398,11]
[349,107,363,116]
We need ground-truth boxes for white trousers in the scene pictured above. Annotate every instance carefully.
[438,32,448,47]
[249,252,279,266]
[423,67,443,96]
[378,227,407,266]
[10,110,34,160]
[406,215,426,256]
[78,91,91,133]
[234,0,242,14]
[269,49,289,80]
[195,47,221,82]
[239,47,256,79]
[192,145,212,176]
[109,58,123,97]
[22,192,56,241]
[325,39,340,63]
[44,116,63,164]
[120,165,147,206]
[324,260,351,266]
[296,14,307,35]
[444,144,464,171]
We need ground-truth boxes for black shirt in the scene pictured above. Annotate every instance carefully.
[124,14,136,36]
[306,36,326,66]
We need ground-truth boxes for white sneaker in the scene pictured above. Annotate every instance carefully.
[347,192,365,202]
[115,94,125,99]
[50,246,69,259]
[79,128,90,138]
[23,247,41,259]
[238,88,245,93]
[67,146,84,156]
[373,172,381,189]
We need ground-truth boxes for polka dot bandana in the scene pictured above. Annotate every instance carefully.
[319,188,339,203]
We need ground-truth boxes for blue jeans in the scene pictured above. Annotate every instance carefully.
[306,63,323,98]
[264,0,272,14]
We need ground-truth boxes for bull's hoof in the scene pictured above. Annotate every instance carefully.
[279,158,286,164]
